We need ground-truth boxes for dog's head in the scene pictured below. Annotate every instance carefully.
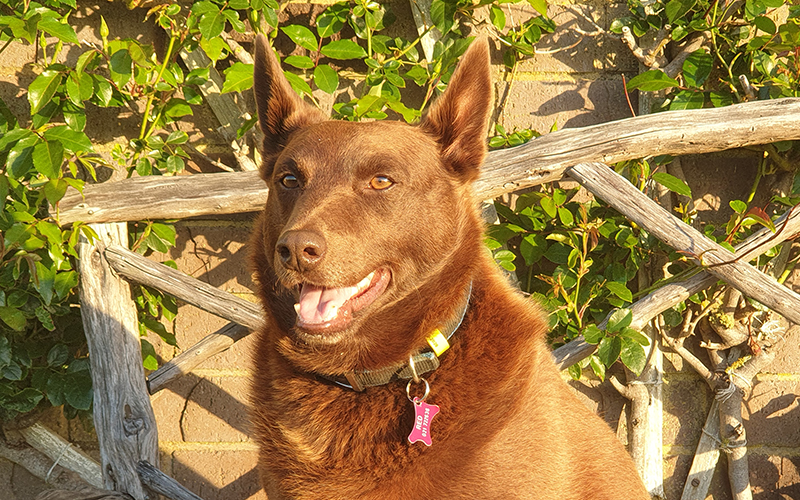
[251,34,491,373]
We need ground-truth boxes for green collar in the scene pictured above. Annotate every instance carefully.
[318,282,472,392]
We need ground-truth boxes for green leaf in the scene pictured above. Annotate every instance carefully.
[75,50,97,75]
[709,91,734,108]
[558,207,574,226]
[164,98,193,120]
[490,5,506,30]
[597,335,622,366]
[198,6,226,39]
[4,363,24,384]
[620,338,647,376]
[28,70,63,115]
[543,243,571,265]
[583,324,605,344]
[528,0,548,16]
[38,16,79,44]
[754,15,777,35]
[317,3,348,38]
[166,130,189,145]
[682,49,712,88]
[606,281,632,302]
[568,362,582,380]
[607,308,633,333]
[186,68,210,86]
[626,70,680,92]
[620,328,651,346]
[313,64,339,94]
[730,199,748,214]
[236,114,258,139]
[220,62,254,94]
[63,371,93,410]
[0,337,11,367]
[284,55,314,69]
[47,344,69,367]
[222,10,247,33]
[54,271,79,300]
[92,76,113,107]
[199,37,229,63]
[151,223,176,246]
[7,136,38,178]
[0,307,26,331]
[589,355,606,381]
[669,90,704,110]
[283,71,312,96]
[109,49,133,89]
[652,171,692,197]
[165,156,185,173]
[540,197,557,218]
[665,0,697,23]
[43,178,69,204]
[520,233,546,265]
[32,140,64,179]
[430,0,457,33]
[282,25,318,51]
[320,39,367,60]
[3,362,24,381]
[44,126,93,154]
[34,261,56,306]
[141,339,158,371]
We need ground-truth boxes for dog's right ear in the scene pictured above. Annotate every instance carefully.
[254,35,325,176]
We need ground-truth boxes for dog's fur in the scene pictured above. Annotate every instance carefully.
[249,34,650,500]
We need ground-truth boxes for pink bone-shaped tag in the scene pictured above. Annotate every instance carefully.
[407,397,440,446]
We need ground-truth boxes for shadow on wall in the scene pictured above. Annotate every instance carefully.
[747,389,800,499]
[161,372,263,500]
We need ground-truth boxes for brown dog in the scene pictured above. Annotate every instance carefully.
[249,34,650,500]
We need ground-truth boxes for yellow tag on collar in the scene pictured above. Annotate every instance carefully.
[426,329,450,356]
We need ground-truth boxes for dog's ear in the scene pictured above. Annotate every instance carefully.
[420,37,492,183]
[254,35,325,175]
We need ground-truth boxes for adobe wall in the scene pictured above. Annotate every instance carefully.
[1,1,798,499]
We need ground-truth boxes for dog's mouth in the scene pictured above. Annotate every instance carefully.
[293,268,391,336]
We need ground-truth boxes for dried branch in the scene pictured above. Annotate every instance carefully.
[663,33,711,79]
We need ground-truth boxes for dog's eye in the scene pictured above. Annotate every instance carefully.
[369,175,394,190]
[279,174,300,189]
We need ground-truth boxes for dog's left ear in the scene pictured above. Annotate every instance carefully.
[420,37,492,183]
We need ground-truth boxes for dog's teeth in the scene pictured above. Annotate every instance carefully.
[358,272,375,290]
[294,303,301,314]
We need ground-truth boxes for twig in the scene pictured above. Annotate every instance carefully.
[662,33,711,79]
[739,74,757,100]
[183,143,236,173]
[661,331,715,384]
[221,31,254,65]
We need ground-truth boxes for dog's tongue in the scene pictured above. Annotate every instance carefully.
[295,283,359,325]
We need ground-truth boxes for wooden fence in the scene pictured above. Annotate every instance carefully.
[23,97,800,500]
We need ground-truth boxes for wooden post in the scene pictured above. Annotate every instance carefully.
[636,325,665,499]
[79,223,159,499]
[18,422,103,489]
[681,400,721,500]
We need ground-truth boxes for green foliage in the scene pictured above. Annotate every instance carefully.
[486,152,712,379]
[617,0,800,108]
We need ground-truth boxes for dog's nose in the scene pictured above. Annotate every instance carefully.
[276,230,327,272]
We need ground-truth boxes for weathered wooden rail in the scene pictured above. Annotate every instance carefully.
[38,97,800,500]
[57,98,800,225]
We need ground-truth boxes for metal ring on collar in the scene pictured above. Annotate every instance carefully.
[406,377,430,402]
